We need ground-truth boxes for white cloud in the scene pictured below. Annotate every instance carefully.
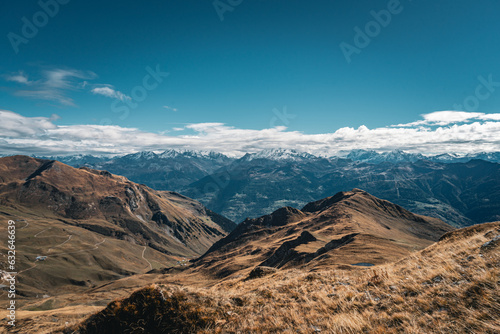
[3,67,133,107]
[91,86,131,101]
[186,122,226,132]
[163,106,178,112]
[480,113,500,121]
[1,110,500,157]
[423,111,484,124]
[8,68,97,106]
[0,110,57,137]
[396,110,500,127]
[5,72,32,85]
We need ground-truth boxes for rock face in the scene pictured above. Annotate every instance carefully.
[246,266,278,280]
[260,231,317,268]
[480,235,500,253]
[192,189,454,277]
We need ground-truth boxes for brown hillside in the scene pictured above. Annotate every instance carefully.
[0,155,234,298]
[61,221,500,334]
[194,189,454,278]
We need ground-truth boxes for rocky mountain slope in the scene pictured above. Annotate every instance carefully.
[0,155,235,297]
[193,189,453,278]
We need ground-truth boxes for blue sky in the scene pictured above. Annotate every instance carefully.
[1,0,500,156]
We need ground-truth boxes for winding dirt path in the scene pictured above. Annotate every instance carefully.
[34,227,52,237]
[49,238,106,257]
[48,235,73,252]
[142,246,153,271]
[19,221,29,230]
[19,262,38,274]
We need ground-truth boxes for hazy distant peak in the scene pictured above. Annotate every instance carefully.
[344,149,425,164]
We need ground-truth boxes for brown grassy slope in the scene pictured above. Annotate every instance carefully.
[193,189,453,278]
[0,155,234,298]
[63,221,500,334]
[0,155,234,255]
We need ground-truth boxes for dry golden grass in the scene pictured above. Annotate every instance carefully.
[64,222,500,334]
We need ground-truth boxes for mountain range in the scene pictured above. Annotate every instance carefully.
[183,151,500,226]
[39,149,232,191]
[35,148,500,165]
[26,148,500,227]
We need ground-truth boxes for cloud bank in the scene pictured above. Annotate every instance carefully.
[1,110,500,157]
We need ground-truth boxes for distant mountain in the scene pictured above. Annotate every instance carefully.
[470,151,500,163]
[193,189,453,277]
[45,154,111,166]
[17,149,500,227]
[43,150,235,191]
[36,148,500,177]
[426,153,470,163]
[345,149,425,164]
[0,155,235,296]
[182,155,500,226]
[343,149,500,164]
[240,148,319,162]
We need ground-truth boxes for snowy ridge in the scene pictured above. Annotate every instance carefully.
[123,149,229,160]
[241,148,319,162]
[6,149,500,164]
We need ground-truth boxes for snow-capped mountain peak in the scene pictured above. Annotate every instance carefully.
[124,151,158,160]
[243,148,318,161]
[158,149,229,160]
